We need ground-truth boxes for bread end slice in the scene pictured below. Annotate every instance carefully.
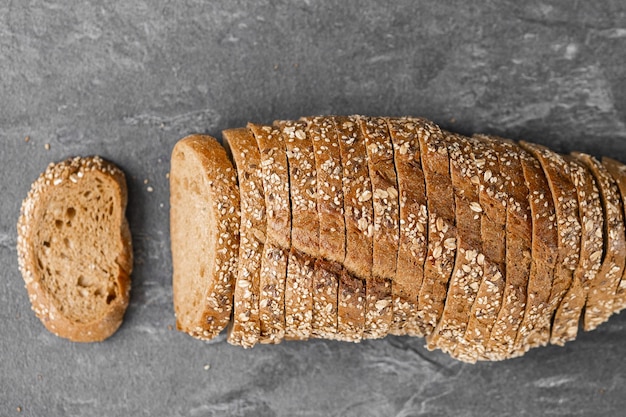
[170,135,240,340]
[17,156,132,342]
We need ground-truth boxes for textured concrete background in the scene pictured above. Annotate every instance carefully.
[2,1,626,415]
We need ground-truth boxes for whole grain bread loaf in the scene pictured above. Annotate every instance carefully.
[163,116,626,363]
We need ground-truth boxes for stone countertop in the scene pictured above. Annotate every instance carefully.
[2,1,626,415]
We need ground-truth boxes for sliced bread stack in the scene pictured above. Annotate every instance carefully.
[170,117,626,362]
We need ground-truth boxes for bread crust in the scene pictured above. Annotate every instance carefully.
[416,121,457,335]
[170,136,240,341]
[386,118,429,337]
[223,128,264,347]
[249,123,291,249]
[18,156,133,342]
[359,116,396,339]
[311,259,340,339]
[574,153,626,331]
[284,247,315,340]
[602,157,626,315]
[303,116,346,264]
[276,119,320,256]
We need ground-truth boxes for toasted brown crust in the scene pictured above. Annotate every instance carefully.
[457,135,508,361]
[428,132,484,360]
[284,248,315,340]
[511,150,558,355]
[520,142,581,332]
[258,243,287,344]
[574,153,626,331]
[170,136,240,341]
[18,156,132,342]
[550,157,603,345]
[481,138,532,359]
[602,157,626,314]
[312,259,340,339]
[276,119,320,256]
[417,121,457,335]
[359,116,396,339]
[386,118,429,337]
[248,123,291,250]
[335,115,374,280]
[303,116,346,264]
[223,128,264,347]
[336,269,366,342]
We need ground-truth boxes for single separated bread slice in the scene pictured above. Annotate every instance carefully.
[223,128,264,348]
[170,135,240,340]
[18,156,133,342]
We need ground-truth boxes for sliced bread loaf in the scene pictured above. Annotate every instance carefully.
[18,156,133,342]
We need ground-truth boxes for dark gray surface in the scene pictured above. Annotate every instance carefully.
[2,1,626,415]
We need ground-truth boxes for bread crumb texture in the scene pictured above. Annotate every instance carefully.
[17,156,132,342]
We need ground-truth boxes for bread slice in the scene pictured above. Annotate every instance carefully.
[457,135,508,361]
[223,128,264,348]
[481,138,532,359]
[170,136,240,341]
[302,116,346,264]
[573,153,626,331]
[602,157,626,314]
[335,115,374,279]
[416,121,457,335]
[510,150,558,355]
[276,119,320,256]
[248,123,291,344]
[334,115,373,342]
[248,123,291,249]
[520,142,581,331]
[17,156,132,342]
[427,132,485,359]
[311,258,340,339]
[550,157,603,345]
[386,118,429,337]
[359,116,396,339]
